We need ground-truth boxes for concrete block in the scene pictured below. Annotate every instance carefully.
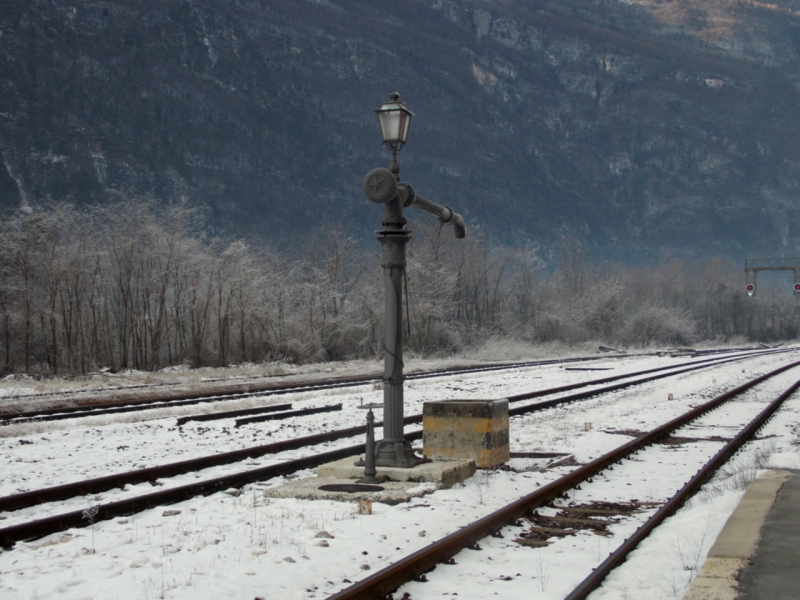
[422,399,509,468]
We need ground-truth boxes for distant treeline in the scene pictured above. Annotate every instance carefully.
[1,201,797,376]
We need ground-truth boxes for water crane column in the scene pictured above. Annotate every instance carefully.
[363,92,467,468]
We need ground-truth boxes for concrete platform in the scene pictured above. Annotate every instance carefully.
[317,455,476,488]
[263,477,438,505]
[683,470,793,600]
[737,470,800,599]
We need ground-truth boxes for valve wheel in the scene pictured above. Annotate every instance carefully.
[363,168,398,204]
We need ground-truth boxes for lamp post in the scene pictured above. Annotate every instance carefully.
[363,93,467,469]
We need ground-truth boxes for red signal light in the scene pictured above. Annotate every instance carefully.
[794,283,800,291]
[746,284,754,291]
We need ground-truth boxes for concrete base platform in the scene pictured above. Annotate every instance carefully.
[263,477,438,505]
[317,455,476,488]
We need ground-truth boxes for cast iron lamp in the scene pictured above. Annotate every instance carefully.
[376,92,413,150]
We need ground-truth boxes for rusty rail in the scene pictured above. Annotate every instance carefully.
[0,430,424,548]
[176,402,293,426]
[327,360,800,599]
[564,377,800,599]
[2,349,770,424]
[234,403,341,427]
[0,350,785,516]
[0,356,616,423]
[507,348,786,403]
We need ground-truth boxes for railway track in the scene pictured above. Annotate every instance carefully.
[0,349,788,548]
[326,361,800,600]
[4,346,758,401]
[168,349,782,427]
[0,355,625,423]
[0,348,778,425]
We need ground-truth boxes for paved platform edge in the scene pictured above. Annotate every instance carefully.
[683,470,790,600]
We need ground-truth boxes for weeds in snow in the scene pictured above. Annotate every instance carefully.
[81,505,99,553]
[534,552,549,591]
[555,418,574,446]
[464,471,494,505]
[672,519,712,575]
[595,536,612,562]
[645,481,659,503]
[693,441,776,505]
[654,518,714,599]
[660,568,688,599]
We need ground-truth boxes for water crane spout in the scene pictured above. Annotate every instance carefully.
[362,169,468,239]
[399,182,467,239]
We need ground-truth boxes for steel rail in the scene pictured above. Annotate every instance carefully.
[506,348,786,403]
[0,421,376,514]
[175,402,293,426]
[1,348,778,426]
[234,403,341,427]
[692,345,772,355]
[506,354,768,415]
[0,350,784,515]
[326,360,800,600]
[0,377,379,424]
[2,350,759,424]
[0,357,616,422]
[0,354,791,547]
[0,429,418,549]
[564,377,800,600]
[0,345,765,406]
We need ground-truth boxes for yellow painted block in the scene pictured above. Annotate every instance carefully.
[422,400,509,468]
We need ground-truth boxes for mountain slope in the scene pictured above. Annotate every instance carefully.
[1,0,799,260]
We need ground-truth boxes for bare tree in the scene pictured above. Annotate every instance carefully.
[1,200,797,376]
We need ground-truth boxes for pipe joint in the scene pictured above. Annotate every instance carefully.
[399,183,416,207]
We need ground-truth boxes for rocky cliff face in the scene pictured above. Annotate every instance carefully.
[1,0,799,260]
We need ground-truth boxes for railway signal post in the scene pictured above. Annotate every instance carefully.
[744,258,800,297]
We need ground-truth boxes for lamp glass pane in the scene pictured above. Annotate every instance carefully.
[399,113,411,143]
[379,109,402,143]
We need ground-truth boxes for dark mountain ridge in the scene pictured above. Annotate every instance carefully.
[1,0,799,261]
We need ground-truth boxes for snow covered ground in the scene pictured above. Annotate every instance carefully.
[1,349,798,599]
